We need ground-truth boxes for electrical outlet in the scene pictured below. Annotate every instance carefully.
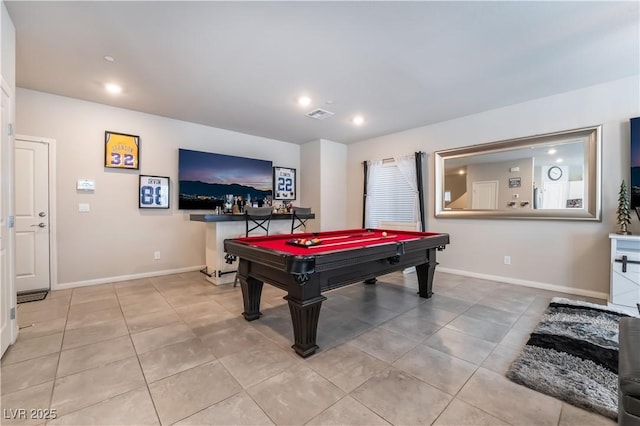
[504,255,511,265]
[154,251,161,260]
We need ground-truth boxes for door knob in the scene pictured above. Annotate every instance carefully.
[39,212,47,217]
[30,223,46,228]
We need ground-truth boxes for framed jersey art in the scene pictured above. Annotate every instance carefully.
[105,131,140,169]
[273,166,296,200]
[139,175,170,209]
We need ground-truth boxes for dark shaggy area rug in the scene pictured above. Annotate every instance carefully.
[506,297,636,419]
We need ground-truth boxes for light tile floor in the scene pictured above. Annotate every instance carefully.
[1,271,616,425]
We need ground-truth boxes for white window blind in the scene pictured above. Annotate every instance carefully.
[365,157,419,228]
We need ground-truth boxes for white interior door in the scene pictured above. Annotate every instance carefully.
[15,139,50,293]
[471,180,499,209]
[542,182,567,209]
[1,79,15,356]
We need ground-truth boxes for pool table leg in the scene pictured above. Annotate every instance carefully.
[239,276,263,321]
[284,295,327,358]
[416,247,437,298]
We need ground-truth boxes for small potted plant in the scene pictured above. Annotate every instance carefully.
[617,180,632,235]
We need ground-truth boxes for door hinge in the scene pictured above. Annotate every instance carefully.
[7,123,13,136]
[8,216,14,228]
[10,307,15,320]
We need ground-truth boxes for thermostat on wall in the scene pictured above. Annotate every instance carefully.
[77,179,95,191]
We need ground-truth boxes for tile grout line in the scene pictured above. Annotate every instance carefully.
[43,285,130,423]
[45,289,71,425]
[145,275,250,424]
[123,277,167,426]
[429,293,548,426]
[45,279,166,424]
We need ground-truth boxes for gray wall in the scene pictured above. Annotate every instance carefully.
[346,76,640,299]
[16,89,301,287]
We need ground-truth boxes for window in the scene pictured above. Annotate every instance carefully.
[364,154,423,229]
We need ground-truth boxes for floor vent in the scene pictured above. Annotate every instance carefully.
[17,290,48,304]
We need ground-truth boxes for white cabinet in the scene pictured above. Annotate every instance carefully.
[609,234,640,314]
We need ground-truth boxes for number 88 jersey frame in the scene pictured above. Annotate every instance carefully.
[139,175,170,209]
[105,131,140,169]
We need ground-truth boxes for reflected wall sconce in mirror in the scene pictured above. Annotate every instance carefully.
[434,125,601,220]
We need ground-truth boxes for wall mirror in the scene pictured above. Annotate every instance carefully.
[434,125,601,220]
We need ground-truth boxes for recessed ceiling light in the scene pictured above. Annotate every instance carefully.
[352,115,365,126]
[547,148,557,154]
[103,55,115,62]
[105,83,122,94]
[458,169,465,175]
[297,96,312,107]
[556,158,564,163]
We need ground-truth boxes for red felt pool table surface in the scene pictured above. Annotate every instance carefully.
[224,227,450,358]
[231,228,442,256]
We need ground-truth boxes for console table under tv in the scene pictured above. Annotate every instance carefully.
[189,212,315,285]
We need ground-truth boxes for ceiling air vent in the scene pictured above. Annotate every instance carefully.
[305,108,335,120]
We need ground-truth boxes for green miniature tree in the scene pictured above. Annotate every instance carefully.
[617,180,632,235]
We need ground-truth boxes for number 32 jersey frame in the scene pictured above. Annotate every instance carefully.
[105,131,140,169]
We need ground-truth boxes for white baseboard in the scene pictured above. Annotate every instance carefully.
[54,265,206,290]
[437,267,609,301]
[54,265,609,302]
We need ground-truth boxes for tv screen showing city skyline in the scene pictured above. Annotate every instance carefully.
[178,149,273,210]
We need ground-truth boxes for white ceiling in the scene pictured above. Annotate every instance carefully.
[5,1,639,145]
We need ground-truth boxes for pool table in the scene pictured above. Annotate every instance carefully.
[223,228,450,357]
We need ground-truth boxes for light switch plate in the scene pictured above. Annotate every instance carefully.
[79,203,90,212]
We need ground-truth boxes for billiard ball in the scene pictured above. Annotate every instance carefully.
[382,231,387,237]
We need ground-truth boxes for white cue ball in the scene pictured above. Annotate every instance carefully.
[382,231,387,237]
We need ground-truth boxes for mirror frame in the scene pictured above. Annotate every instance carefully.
[434,125,602,221]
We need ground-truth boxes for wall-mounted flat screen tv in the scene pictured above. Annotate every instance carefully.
[631,117,640,213]
[178,149,273,210]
